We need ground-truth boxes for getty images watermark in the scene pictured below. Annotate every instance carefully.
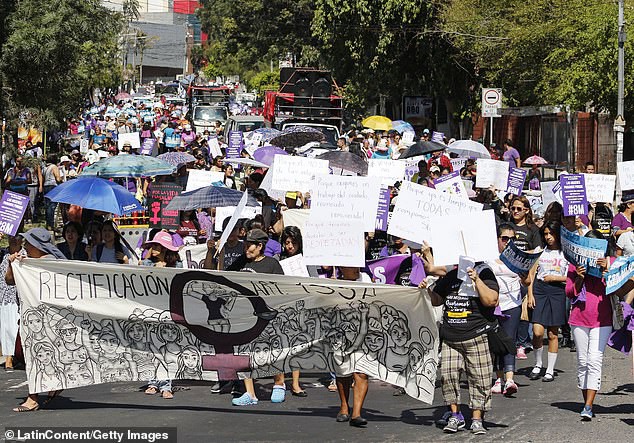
[3,428,176,443]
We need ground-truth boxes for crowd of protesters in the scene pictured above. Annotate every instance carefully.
[0,93,633,434]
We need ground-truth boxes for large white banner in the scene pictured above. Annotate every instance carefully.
[12,259,438,403]
[388,181,483,244]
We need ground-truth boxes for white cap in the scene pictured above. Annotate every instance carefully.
[59,155,71,163]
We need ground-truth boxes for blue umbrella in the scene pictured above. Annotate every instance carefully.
[157,152,196,167]
[81,154,176,178]
[165,184,260,211]
[45,177,143,215]
[253,145,288,166]
[391,120,414,134]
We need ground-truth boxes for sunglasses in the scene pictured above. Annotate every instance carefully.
[499,236,514,243]
[510,207,527,212]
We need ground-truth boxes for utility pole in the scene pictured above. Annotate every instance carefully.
[616,0,626,200]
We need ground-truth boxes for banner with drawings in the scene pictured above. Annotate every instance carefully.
[12,259,439,404]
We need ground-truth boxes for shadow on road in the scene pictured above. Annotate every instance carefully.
[551,401,634,415]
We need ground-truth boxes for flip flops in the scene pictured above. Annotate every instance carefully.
[13,403,39,413]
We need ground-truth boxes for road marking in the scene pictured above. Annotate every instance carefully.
[7,381,28,390]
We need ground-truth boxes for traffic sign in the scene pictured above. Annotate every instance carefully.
[482,88,502,118]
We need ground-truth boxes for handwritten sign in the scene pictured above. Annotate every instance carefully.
[450,157,468,172]
[179,244,208,269]
[0,190,29,236]
[476,159,509,190]
[368,159,406,187]
[388,181,483,244]
[185,170,225,192]
[506,167,527,196]
[117,132,141,151]
[561,174,588,216]
[309,175,381,232]
[617,160,634,190]
[147,183,181,230]
[433,171,469,200]
[582,173,616,203]
[560,226,607,278]
[280,254,310,277]
[271,156,329,193]
[303,220,365,267]
[214,204,262,232]
[209,137,223,158]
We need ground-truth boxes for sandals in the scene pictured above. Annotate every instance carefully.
[291,390,308,397]
[542,373,555,382]
[145,386,159,395]
[328,381,337,392]
[13,403,39,413]
[161,390,174,399]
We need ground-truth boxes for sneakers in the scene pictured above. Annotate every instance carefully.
[470,419,487,435]
[516,346,528,360]
[270,385,286,403]
[231,392,258,406]
[436,411,453,427]
[442,414,466,433]
[580,405,593,421]
[210,382,221,394]
[503,379,518,396]
[491,378,503,394]
[529,366,543,380]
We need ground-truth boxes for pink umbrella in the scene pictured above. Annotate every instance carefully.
[523,155,548,165]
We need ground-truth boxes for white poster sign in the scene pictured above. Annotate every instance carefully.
[217,192,248,251]
[541,181,562,207]
[583,173,616,203]
[617,161,634,190]
[214,204,262,232]
[209,137,223,159]
[186,170,225,192]
[433,172,469,200]
[281,209,310,231]
[179,244,208,269]
[303,220,365,267]
[309,175,381,232]
[430,210,499,265]
[476,159,509,190]
[271,156,329,192]
[388,181,483,244]
[117,132,141,151]
[279,254,310,277]
[450,157,468,172]
[368,159,407,187]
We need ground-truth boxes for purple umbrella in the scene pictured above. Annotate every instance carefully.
[253,145,288,166]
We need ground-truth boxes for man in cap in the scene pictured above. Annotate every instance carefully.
[421,128,431,141]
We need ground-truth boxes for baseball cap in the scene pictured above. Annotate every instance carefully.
[246,229,269,244]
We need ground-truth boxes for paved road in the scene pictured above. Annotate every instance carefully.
[1,347,632,442]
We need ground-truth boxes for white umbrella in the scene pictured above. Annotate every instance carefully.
[447,140,491,159]
[223,157,269,168]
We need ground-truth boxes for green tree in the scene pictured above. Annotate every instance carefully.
[248,70,279,95]
[0,0,124,127]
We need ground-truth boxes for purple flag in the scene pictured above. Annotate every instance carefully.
[561,174,588,216]
[367,254,409,284]
[409,253,427,286]
[0,190,29,236]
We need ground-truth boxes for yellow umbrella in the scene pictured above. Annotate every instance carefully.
[361,115,393,132]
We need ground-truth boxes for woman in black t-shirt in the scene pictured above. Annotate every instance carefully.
[509,196,542,252]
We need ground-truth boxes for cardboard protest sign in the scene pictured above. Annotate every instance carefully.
[185,170,225,192]
[217,192,249,252]
[179,244,208,269]
[582,173,616,203]
[541,181,562,207]
[214,203,262,232]
[117,132,141,151]
[450,157,468,172]
[433,171,469,200]
[506,167,527,196]
[499,241,541,275]
[388,181,483,244]
[309,175,381,232]
[303,220,365,267]
[279,254,310,277]
[12,259,439,404]
[560,174,588,216]
[0,190,29,236]
[368,159,407,187]
[259,160,286,201]
[617,160,634,190]
[404,164,418,182]
[367,254,410,284]
[281,209,310,231]
[271,156,329,193]
[226,131,244,158]
[429,210,499,266]
[209,137,223,158]
[402,131,415,144]
[375,187,391,231]
[560,226,607,278]
[604,256,634,294]
[147,183,181,230]
[476,159,509,190]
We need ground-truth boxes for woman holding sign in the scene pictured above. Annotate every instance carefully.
[527,221,568,382]
[564,230,613,421]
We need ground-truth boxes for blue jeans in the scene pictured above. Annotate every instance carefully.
[44,185,57,228]
[148,379,172,392]
[494,305,522,373]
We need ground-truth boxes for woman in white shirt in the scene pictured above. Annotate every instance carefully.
[527,221,569,382]
[487,223,530,397]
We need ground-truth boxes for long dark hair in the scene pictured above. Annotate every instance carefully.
[510,195,535,227]
[541,220,562,249]
[280,226,303,259]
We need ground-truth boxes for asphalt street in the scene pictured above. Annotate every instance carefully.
[1,347,632,442]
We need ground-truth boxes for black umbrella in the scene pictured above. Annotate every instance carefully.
[316,151,368,175]
[399,141,447,159]
[270,125,325,148]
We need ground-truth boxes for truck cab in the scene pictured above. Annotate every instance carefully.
[186,85,233,133]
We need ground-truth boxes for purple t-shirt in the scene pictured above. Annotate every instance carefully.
[503,147,520,167]
[611,212,633,231]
